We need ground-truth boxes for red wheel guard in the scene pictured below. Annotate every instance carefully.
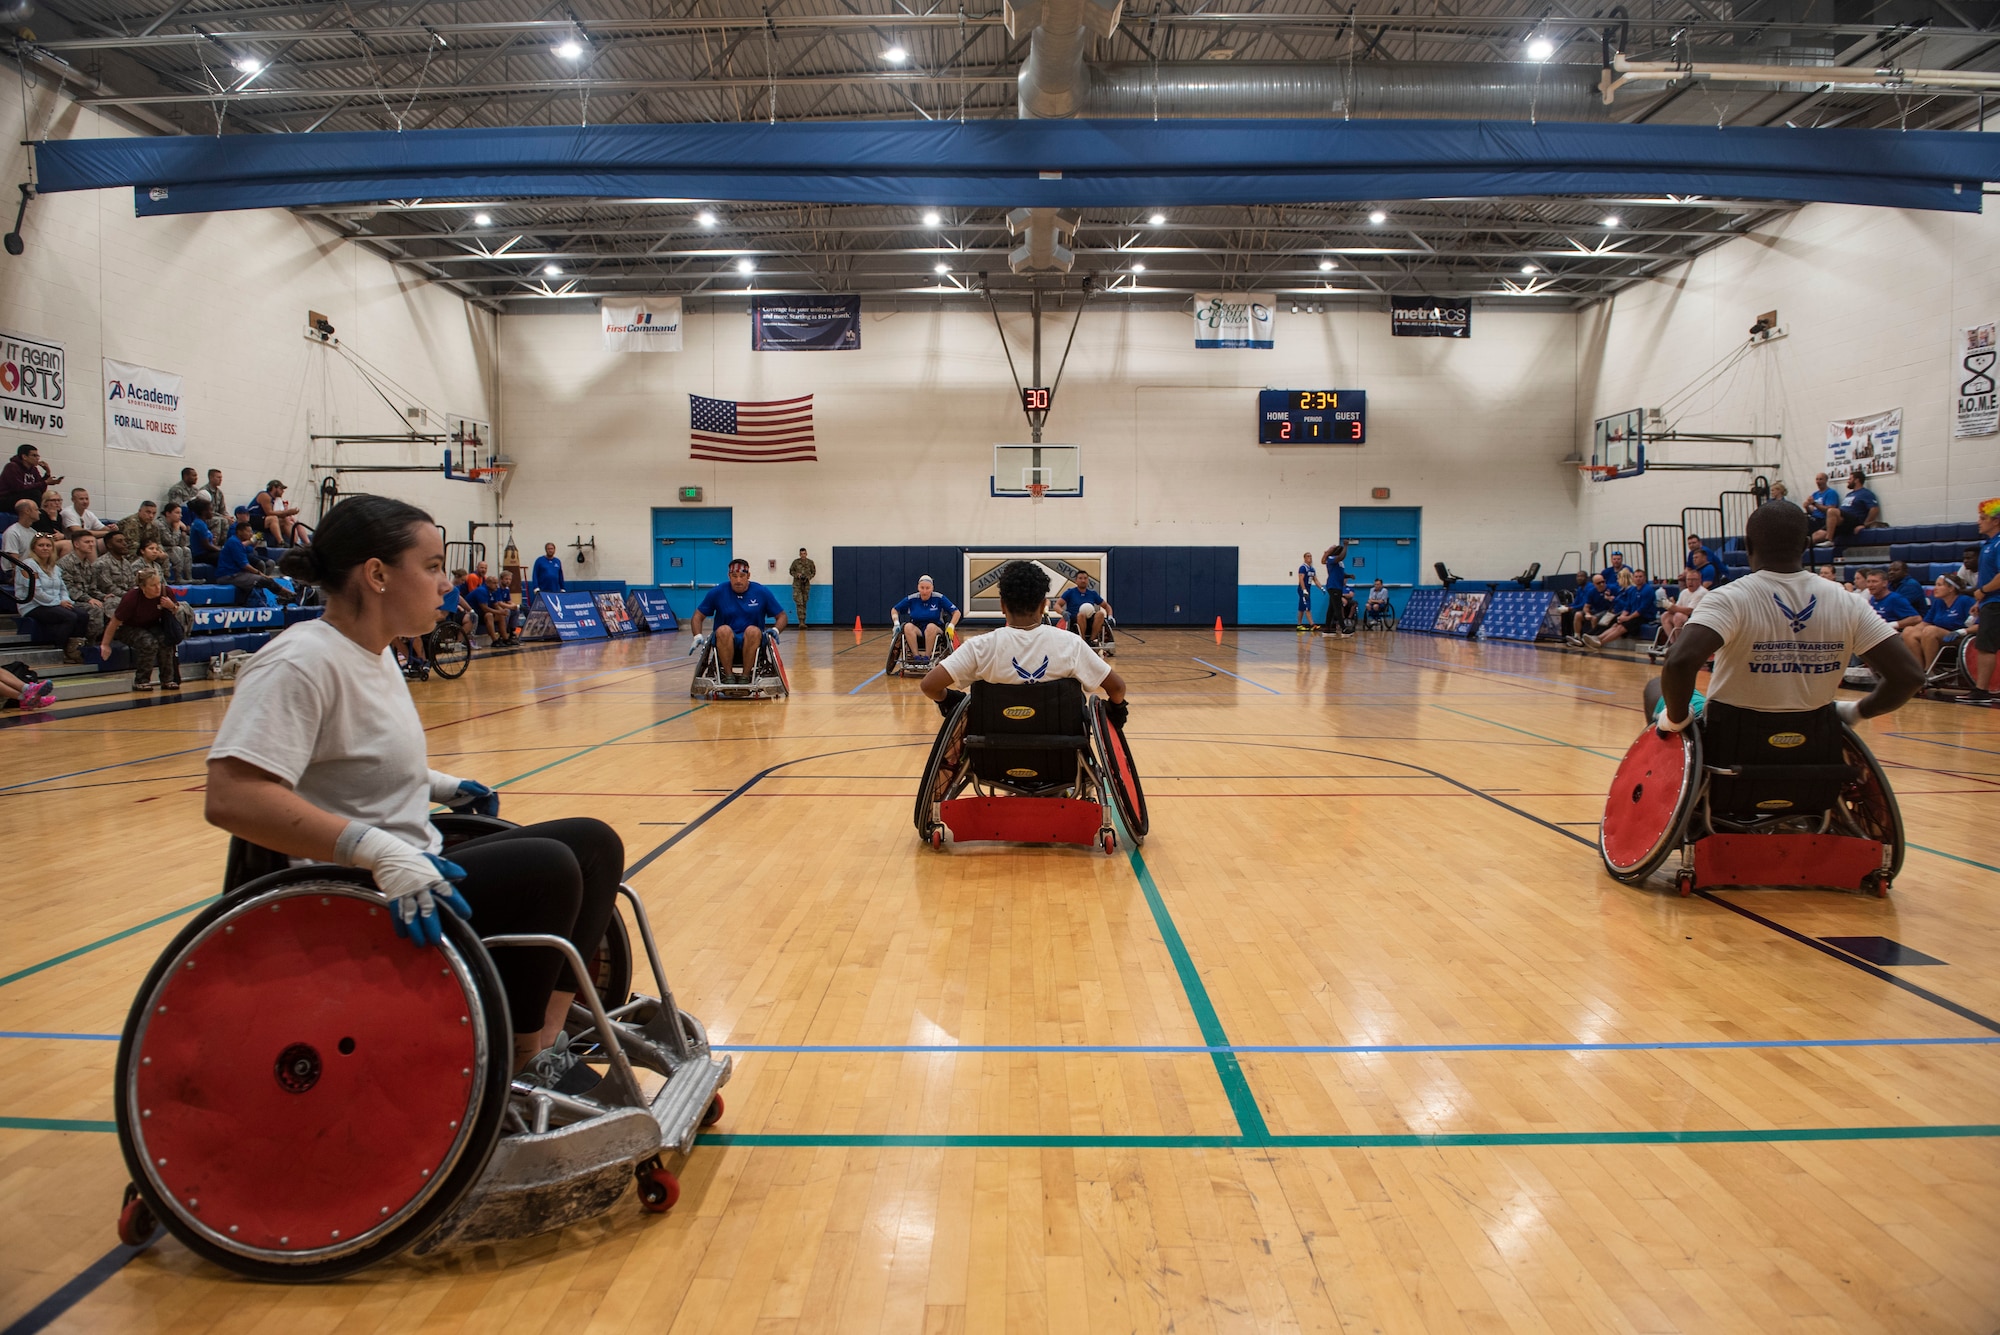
[940,798,1105,847]
[1692,833,1884,892]
[1600,727,1692,872]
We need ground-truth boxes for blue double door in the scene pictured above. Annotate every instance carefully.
[1337,507,1421,607]
[652,507,734,619]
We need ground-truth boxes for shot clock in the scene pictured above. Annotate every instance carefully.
[1259,389,1366,444]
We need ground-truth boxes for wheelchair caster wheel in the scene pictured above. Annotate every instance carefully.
[930,826,945,851]
[635,1157,679,1213]
[117,1183,157,1248]
[701,1094,725,1128]
[1865,872,1892,898]
[1101,829,1117,855]
[1675,870,1695,898]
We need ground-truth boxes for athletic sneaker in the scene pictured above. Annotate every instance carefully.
[1581,634,1603,650]
[25,680,54,707]
[1966,688,1994,704]
[520,1032,603,1096]
[1564,635,1583,647]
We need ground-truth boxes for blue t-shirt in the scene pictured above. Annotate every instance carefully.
[1843,486,1879,517]
[463,581,493,609]
[1058,587,1103,620]
[189,517,216,560]
[440,588,463,614]
[216,535,252,578]
[1809,487,1841,511]
[1296,563,1316,588]
[1322,558,1348,593]
[697,580,783,631]
[1924,595,1972,631]
[1869,591,1916,623]
[1586,586,1615,614]
[1686,556,1720,586]
[895,592,958,623]
[1980,534,2000,607]
[1601,563,1628,585]
[1892,576,1927,613]
[531,555,565,593]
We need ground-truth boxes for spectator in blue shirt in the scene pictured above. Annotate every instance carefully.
[1583,569,1648,651]
[692,558,787,680]
[1804,472,1841,526]
[1320,544,1355,634]
[1885,560,1927,614]
[1601,550,1628,585]
[531,542,565,605]
[1863,569,1919,629]
[1905,574,1973,670]
[186,498,220,566]
[892,575,961,662]
[1561,572,1611,644]
[1814,470,1881,545]
[1963,499,2000,701]
[215,519,295,603]
[1684,535,1721,587]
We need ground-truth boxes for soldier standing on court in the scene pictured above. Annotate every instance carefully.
[789,547,816,627]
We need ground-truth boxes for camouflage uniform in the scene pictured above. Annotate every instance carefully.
[164,481,201,510]
[56,551,110,636]
[117,513,168,557]
[158,523,193,581]
[789,555,816,626]
[93,553,147,604]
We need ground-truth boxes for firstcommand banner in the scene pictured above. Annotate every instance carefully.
[103,357,185,455]
[0,328,66,436]
[751,295,860,350]
[602,297,683,352]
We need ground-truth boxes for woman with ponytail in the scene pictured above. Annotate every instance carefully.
[205,494,623,1092]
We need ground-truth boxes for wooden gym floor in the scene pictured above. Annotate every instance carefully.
[1,624,1997,1333]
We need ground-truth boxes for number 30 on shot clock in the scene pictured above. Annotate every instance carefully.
[1259,389,1366,444]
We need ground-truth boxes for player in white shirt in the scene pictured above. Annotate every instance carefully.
[1654,501,1920,732]
[921,560,1127,721]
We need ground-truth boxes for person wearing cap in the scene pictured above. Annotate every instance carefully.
[1962,498,2000,702]
[892,574,960,665]
[691,557,787,680]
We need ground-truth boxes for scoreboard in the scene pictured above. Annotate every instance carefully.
[1259,389,1366,444]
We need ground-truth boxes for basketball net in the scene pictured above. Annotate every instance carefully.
[1027,482,1049,504]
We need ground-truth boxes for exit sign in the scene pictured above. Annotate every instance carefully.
[1371,487,1391,499]
[679,485,703,502]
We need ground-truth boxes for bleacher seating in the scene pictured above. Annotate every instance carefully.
[1479,591,1556,642]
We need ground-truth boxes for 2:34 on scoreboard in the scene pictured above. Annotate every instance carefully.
[1259,389,1366,444]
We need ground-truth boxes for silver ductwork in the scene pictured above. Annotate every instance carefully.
[1033,60,1611,121]
[1007,207,1080,273]
[1007,0,1126,120]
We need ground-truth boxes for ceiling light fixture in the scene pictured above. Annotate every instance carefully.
[922,210,941,226]
[1526,35,1555,60]
[1148,212,1166,226]
[553,39,584,59]
[1521,263,1538,274]
[1131,262,1146,272]
[883,45,908,63]
[1602,214,1621,227]
[472,212,491,226]
[696,211,717,227]
[1368,210,1386,225]
[934,262,950,274]
[543,263,563,276]
[1319,259,1336,271]
[232,55,263,74]
[737,258,756,273]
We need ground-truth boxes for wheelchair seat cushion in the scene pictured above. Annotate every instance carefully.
[1701,701,1856,818]
[964,679,1089,790]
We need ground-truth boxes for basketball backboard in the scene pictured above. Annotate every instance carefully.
[992,444,1083,497]
[1590,409,1645,480]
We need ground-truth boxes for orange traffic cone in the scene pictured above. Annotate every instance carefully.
[853,615,863,644]
[1214,615,1224,643]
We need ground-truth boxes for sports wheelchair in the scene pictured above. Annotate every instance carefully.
[1600,692,1904,897]
[1073,608,1116,657]
[915,679,1147,854]
[1361,597,1397,631]
[112,813,732,1280]
[689,626,788,699]
[886,619,952,677]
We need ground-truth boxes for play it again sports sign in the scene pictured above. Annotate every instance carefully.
[1,328,65,436]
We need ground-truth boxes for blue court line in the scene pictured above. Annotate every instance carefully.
[1190,658,1282,695]
[847,670,886,695]
[0,746,212,795]
[0,1240,154,1335]
[1910,844,2000,875]
[706,1036,2000,1055]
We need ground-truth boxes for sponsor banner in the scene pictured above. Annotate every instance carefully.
[543,591,608,641]
[751,295,861,351]
[1956,323,1997,438]
[1390,296,1471,339]
[103,358,185,456]
[962,551,1105,623]
[1826,407,1900,478]
[628,589,679,632]
[1194,293,1276,349]
[595,591,638,636]
[191,605,286,632]
[602,297,683,352]
[1436,591,1489,637]
[0,328,66,437]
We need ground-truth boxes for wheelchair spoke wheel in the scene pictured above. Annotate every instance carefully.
[116,874,512,1280]
[1600,726,1700,884]
[1839,728,1905,879]
[430,624,471,679]
[568,911,635,1052]
[1090,703,1149,842]
[914,697,970,837]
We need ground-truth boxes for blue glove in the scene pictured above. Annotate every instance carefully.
[452,779,500,817]
[768,628,781,647]
[341,826,474,949]
[393,855,472,947]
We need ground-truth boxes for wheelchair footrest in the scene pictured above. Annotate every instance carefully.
[940,797,1105,847]
[1692,833,1885,892]
[652,1051,732,1157]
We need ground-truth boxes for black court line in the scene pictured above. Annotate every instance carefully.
[0,1241,155,1335]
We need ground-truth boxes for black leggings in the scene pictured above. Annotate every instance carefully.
[446,817,624,1036]
[24,604,86,642]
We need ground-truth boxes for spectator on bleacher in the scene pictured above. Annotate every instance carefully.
[1959,545,1981,590]
[1659,568,1708,642]
[14,533,87,662]
[117,500,168,557]
[164,466,201,510]
[531,541,565,603]
[1863,569,1920,630]
[60,486,113,541]
[488,572,523,644]
[1962,499,2000,702]
[102,568,184,691]
[31,489,70,560]
[1767,481,1790,503]
[1813,469,1881,545]
[187,497,221,566]
[201,468,227,516]
[217,518,298,603]
[159,502,193,581]
[93,530,144,603]
[1583,569,1647,651]
[57,532,109,638]
[1906,575,1972,670]
[1804,472,1839,526]
[254,480,301,547]
[1561,572,1612,643]
[1885,560,1928,615]
[136,537,175,588]
[1684,535,1721,588]
[4,499,43,560]
[0,663,53,711]
[1817,563,1854,591]
[1601,550,1628,584]
[0,443,58,511]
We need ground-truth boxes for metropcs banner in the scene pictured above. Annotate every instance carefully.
[602,297,683,352]
[1826,406,1900,478]
[1194,293,1276,349]
[1,328,66,437]
[103,358,185,455]
[1955,323,1997,437]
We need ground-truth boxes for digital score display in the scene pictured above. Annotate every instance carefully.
[1259,389,1366,444]
[1022,386,1052,413]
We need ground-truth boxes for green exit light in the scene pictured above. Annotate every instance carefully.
[679,485,703,502]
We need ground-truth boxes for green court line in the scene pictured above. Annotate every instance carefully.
[0,897,220,991]
[1429,705,1627,761]
[699,1123,2000,1150]
[1909,844,2000,876]
[1115,810,1271,1139]
[0,1116,117,1133]
[490,703,709,789]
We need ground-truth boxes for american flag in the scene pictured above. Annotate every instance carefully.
[689,393,817,463]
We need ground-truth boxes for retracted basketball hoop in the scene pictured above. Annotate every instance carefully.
[1027,482,1049,503]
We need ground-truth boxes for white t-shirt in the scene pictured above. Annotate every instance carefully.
[1684,568,1896,711]
[1674,586,1707,611]
[939,623,1112,691]
[60,506,104,533]
[208,618,441,854]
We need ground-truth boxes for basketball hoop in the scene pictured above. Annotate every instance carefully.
[1576,464,1620,481]
[1027,482,1049,504]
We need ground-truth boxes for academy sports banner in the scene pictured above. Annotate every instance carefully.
[1956,323,1997,437]
[751,295,860,350]
[103,358,185,456]
[1826,407,1900,478]
[1390,296,1471,338]
[602,297,683,352]
[1,328,66,437]
[1194,293,1275,349]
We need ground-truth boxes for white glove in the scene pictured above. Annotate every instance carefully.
[337,823,471,947]
[1654,707,1695,733]
[1834,699,1863,726]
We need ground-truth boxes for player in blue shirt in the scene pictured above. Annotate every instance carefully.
[1863,569,1919,628]
[1319,544,1354,635]
[1294,552,1318,632]
[530,541,565,610]
[1963,499,2000,701]
[1814,469,1881,545]
[692,557,788,680]
[1058,570,1113,650]
[892,575,960,664]
[1905,574,1973,672]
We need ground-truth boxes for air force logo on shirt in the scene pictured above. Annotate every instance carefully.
[1011,655,1050,681]
[1773,592,1816,633]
